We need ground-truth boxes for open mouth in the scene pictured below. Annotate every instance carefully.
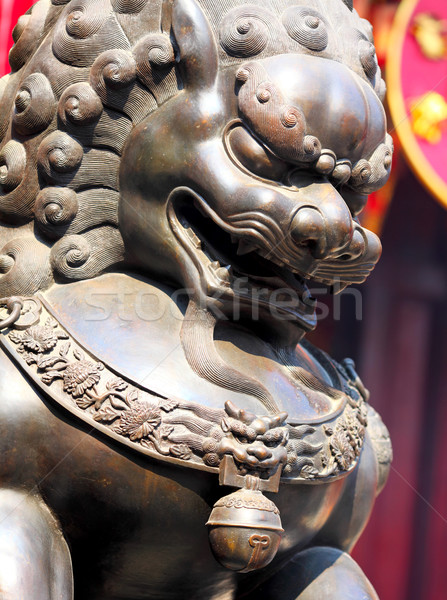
[167,190,317,329]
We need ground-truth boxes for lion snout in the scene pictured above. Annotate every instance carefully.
[288,183,354,261]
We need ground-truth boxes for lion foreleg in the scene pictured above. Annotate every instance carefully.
[238,546,379,600]
[0,489,73,599]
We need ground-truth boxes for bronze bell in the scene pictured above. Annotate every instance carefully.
[206,475,283,573]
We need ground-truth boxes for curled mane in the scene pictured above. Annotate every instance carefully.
[0,0,180,296]
[0,0,383,296]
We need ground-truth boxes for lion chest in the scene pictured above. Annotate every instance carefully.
[0,347,346,598]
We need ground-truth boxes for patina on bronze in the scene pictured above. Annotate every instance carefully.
[0,0,392,598]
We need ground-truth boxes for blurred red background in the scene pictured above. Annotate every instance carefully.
[0,0,32,75]
[0,0,446,598]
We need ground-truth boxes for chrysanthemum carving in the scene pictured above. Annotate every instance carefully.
[330,428,356,470]
[62,360,104,398]
[10,320,68,354]
[117,401,162,441]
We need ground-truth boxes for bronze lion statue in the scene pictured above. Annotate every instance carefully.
[0,0,392,597]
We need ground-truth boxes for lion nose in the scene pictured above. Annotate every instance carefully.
[289,186,353,259]
[247,445,272,461]
[290,208,327,258]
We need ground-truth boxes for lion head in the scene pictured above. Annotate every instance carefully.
[0,0,391,341]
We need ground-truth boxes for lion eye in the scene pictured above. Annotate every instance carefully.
[227,125,289,182]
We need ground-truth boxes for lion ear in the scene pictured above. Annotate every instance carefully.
[171,0,218,91]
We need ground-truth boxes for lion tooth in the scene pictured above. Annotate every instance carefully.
[215,266,232,285]
[272,257,285,267]
[237,239,257,256]
[210,261,221,270]
[330,283,348,295]
[185,228,201,249]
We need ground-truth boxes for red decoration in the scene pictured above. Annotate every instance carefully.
[0,0,34,76]
[388,0,447,208]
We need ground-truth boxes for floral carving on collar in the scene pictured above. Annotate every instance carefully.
[2,297,367,482]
